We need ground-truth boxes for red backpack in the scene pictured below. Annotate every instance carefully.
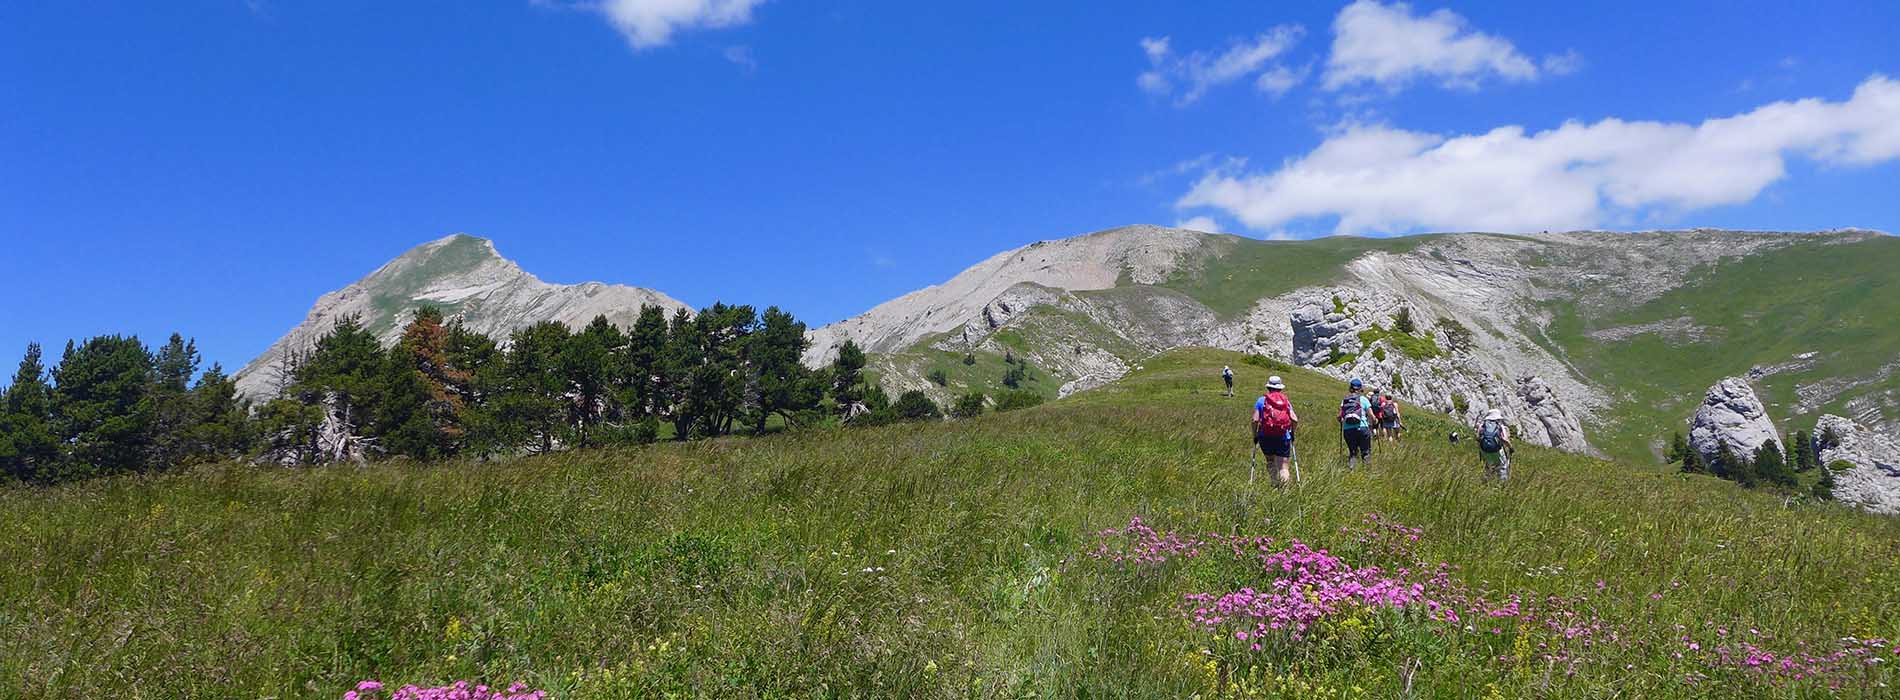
[1257,393,1295,436]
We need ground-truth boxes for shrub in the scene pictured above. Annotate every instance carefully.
[1451,392,1469,415]
[1389,372,1404,393]
[951,392,986,419]
[962,353,977,366]
[1371,346,1387,362]
[994,390,1045,412]
[1003,365,1026,389]
[893,390,942,422]
[1394,305,1417,334]
[927,368,949,386]
[1436,317,1475,352]
[1242,354,1293,372]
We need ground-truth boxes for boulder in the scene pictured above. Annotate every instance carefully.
[1516,376,1590,452]
[1689,377,1781,465]
[1814,414,1900,515]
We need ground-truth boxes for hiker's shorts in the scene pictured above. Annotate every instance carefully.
[1258,432,1292,458]
[1380,417,1401,430]
[1343,427,1373,458]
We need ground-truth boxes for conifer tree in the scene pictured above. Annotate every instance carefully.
[1394,306,1417,334]
[1812,461,1837,501]
[147,333,201,469]
[1790,430,1814,472]
[829,340,867,417]
[494,321,571,454]
[659,308,703,439]
[620,304,670,421]
[893,390,942,422]
[184,363,253,461]
[0,344,61,482]
[747,306,821,434]
[564,315,625,445]
[51,335,156,479]
[1751,439,1795,488]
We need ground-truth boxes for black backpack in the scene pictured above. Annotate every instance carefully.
[1340,395,1366,425]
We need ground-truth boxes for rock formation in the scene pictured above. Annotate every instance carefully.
[1814,414,1900,515]
[1690,378,1782,464]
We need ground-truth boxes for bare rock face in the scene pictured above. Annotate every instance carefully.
[1516,376,1590,452]
[1690,378,1782,463]
[1814,414,1900,515]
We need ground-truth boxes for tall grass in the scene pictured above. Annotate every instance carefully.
[2,349,1894,698]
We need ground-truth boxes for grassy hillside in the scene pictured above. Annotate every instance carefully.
[3,350,1896,698]
[1161,234,1435,318]
[1542,235,1900,462]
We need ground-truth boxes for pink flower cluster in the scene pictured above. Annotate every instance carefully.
[343,680,544,700]
[1091,513,1895,689]
[1184,540,1430,647]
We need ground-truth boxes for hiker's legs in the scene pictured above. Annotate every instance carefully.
[1268,455,1291,486]
[1343,428,1371,467]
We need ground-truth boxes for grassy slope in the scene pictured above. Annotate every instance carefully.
[4,350,1898,699]
[1161,235,1435,318]
[1542,236,1900,463]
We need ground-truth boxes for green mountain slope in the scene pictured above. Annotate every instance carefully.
[5,350,1895,698]
[1540,234,1900,461]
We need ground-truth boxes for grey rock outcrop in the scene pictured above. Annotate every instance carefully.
[1516,376,1590,453]
[1689,378,1781,464]
[1814,414,1900,515]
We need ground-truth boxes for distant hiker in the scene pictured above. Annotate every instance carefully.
[1337,378,1374,468]
[1477,409,1513,481]
[1252,376,1300,486]
[1222,365,1235,397]
[1376,390,1403,441]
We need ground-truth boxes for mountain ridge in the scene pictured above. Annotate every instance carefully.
[232,234,690,398]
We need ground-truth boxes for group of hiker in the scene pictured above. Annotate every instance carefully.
[1225,364,1513,487]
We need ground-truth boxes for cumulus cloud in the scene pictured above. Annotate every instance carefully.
[1175,216,1222,233]
[595,0,765,50]
[1324,0,1567,91]
[1178,75,1900,235]
[1138,26,1306,105]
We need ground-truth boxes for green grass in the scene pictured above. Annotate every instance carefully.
[3,349,1897,698]
[1160,235,1436,318]
[1358,324,1443,360]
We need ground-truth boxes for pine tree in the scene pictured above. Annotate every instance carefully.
[0,344,61,482]
[1394,305,1417,334]
[51,335,156,479]
[951,392,986,419]
[184,363,254,462]
[893,390,942,422]
[747,307,821,434]
[1812,461,1837,501]
[829,340,867,417]
[147,333,201,469]
[497,321,572,454]
[1666,432,1689,465]
[1751,439,1795,488]
[619,305,670,421]
[659,309,702,440]
[1790,430,1814,472]
[563,315,625,445]
[1679,447,1707,475]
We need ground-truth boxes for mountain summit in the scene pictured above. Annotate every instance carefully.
[232,234,688,398]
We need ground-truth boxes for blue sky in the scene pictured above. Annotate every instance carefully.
[3,0,1897,374]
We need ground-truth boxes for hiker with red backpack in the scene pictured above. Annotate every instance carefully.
[1375,389,1403,442]
[1338,378,1375,468]
[1252,376,1300,486]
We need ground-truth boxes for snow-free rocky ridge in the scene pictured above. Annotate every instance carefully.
[233,234,689,398]
[806,225,1894,462]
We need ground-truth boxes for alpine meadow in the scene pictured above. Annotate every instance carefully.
[6,1,1900,699]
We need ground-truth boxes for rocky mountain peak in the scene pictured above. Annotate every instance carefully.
[233,235,688,399]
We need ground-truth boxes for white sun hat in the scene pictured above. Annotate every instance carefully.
[1265,376,1285,390]
[1484,408,1504,421]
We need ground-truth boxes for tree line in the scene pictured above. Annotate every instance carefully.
[1666,429,1836,500]
[1,303,1024,485]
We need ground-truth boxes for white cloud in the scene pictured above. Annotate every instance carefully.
[1175,216,1222,233]
[1324,0,1566,91]
[1178,75,1900,235]
[1138,26,1306,105]
[723,45,756,71]
[596,0,765,50]
[1256,63,1312,99]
